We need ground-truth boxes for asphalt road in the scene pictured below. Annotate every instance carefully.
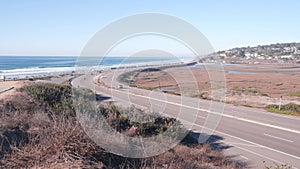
[72,69,300,169]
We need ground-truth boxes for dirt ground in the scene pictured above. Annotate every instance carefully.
[131,64,300,108]
[0,80,27,100]
[0,74,73,100]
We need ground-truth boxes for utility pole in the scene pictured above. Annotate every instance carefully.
[158,80,161,91]
[279,96,283,110]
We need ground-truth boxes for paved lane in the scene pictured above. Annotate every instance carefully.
[72,71,300,169]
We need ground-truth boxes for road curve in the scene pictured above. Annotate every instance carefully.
[72,69,300,169]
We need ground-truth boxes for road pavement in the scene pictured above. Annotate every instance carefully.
[72,69,300,169]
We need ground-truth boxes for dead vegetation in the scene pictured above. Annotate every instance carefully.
[124,65,300,108]
[0,83,245,168]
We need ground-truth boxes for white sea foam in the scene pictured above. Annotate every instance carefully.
[0,67,76,79]
[0,59,185,79]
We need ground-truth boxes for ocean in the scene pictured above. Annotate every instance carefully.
[0,56,184,79]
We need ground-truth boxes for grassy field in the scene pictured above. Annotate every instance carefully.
[289,91,300,97]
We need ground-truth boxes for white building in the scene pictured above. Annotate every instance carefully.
[281,55,293,59]
[245,52,251,57]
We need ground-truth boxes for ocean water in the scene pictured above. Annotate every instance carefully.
[0,56,182,79]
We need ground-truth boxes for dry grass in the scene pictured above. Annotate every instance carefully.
[125,65,300,108]
[0,88,105,168]
[0,83,244,169]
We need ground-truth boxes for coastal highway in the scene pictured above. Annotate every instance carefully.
[72,69,300,169]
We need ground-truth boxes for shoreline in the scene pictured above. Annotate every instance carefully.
[0,57,187,81]
[0,74,75,100]
[0,60,187,100]
[2,62,300,112]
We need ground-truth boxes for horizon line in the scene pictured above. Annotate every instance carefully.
[1,41,299,57]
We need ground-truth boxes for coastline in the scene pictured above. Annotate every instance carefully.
[1,62,300,112]
[0,59,188,100]
[0,56,186,81]
[0,74,75,100]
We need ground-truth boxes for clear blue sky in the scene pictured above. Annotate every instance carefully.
[0,0,299,56]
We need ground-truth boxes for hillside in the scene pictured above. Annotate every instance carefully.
[205,42,300,64]
[0,83,244,168]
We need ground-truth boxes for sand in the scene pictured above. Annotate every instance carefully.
[0,80,27,100]
[0,74,74,100]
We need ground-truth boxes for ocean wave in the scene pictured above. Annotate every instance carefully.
[0,59,184,79]
[0,67,76,79]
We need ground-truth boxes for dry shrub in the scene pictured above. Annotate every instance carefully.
[0,89,105,168]
[1,113,106,168]
[0,83,245,169]
[152,144,244,169]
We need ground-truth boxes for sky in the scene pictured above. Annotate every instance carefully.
[0,0,299,56]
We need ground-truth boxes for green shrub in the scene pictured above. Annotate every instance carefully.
[1,84,244,168]
[266,103,300,115]
[97,105,183,137]
[21,83,75,116]
[232,87,268,96]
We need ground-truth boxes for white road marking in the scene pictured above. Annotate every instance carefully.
[129,95,300,163]
[78,75,300,167]
[111,87,300,135]
[234,145,298,169]
[207,125,300,160]
[178,121,300,164]
[240,155,249,160]
[264,133,294,143]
